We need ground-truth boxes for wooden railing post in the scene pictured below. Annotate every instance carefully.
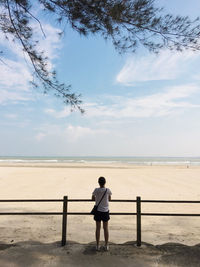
[61,196,68,246]
[136,196,141,246]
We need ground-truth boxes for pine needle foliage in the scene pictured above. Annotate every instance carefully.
[1,0,200,110]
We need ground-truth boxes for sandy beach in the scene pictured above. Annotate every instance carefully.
[1,163,200,266]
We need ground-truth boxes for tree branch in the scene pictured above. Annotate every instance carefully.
[16,1,46,38]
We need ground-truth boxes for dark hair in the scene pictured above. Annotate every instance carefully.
[98,176,106,186]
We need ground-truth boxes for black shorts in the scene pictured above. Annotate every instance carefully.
[94,211,110,222]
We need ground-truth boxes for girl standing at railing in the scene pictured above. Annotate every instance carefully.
[92,176,112,251]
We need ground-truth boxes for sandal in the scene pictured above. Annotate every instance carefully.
[96,245,100,251]
[104,245,109,251]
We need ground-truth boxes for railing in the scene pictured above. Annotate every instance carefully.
[1,196,200,246]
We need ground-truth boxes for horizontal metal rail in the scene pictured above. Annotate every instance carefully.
[1,196,200,247]
[1,212,200,216]
[0,199,136,202]
[0,199,63,202]
[141,200,200,203]
[0,212,137,215]
[0,212,63,215]
[1,199,200,203]
[141,213,200,216]
[69,199,137,202]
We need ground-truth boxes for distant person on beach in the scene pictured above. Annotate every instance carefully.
[92,176,112,251]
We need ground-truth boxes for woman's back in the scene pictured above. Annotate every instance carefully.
[93,187,112,212]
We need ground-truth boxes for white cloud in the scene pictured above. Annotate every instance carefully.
[34,124,62,142]
[30,23,62,71]
[34,23,62,60]
[4,114,18,119]
[0,60,32,89]
[35,132,47,141]
[0,89,31,104]
[34,124,108,142]
[65,125,108,141]
[84,84,200,119]
[0,58,33,104]
[45,84,200,121]
[116,50,199,85]
[65,125,95,141]
[0,22,62,104]
[44,107,71,118]
[43,84,200,122]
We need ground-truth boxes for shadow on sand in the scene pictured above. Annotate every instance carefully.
[0,240,200,267]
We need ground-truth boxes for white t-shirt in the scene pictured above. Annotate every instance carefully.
[92,187,112,212]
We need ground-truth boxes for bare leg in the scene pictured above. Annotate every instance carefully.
[96,221,101,247]
[103,221,109,246]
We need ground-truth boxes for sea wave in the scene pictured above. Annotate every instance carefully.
[0,157,200,165]
[0,159,58,163]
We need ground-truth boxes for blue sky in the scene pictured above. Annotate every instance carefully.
[1,1,200,157]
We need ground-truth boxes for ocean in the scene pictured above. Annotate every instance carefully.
[0,156,200,166]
